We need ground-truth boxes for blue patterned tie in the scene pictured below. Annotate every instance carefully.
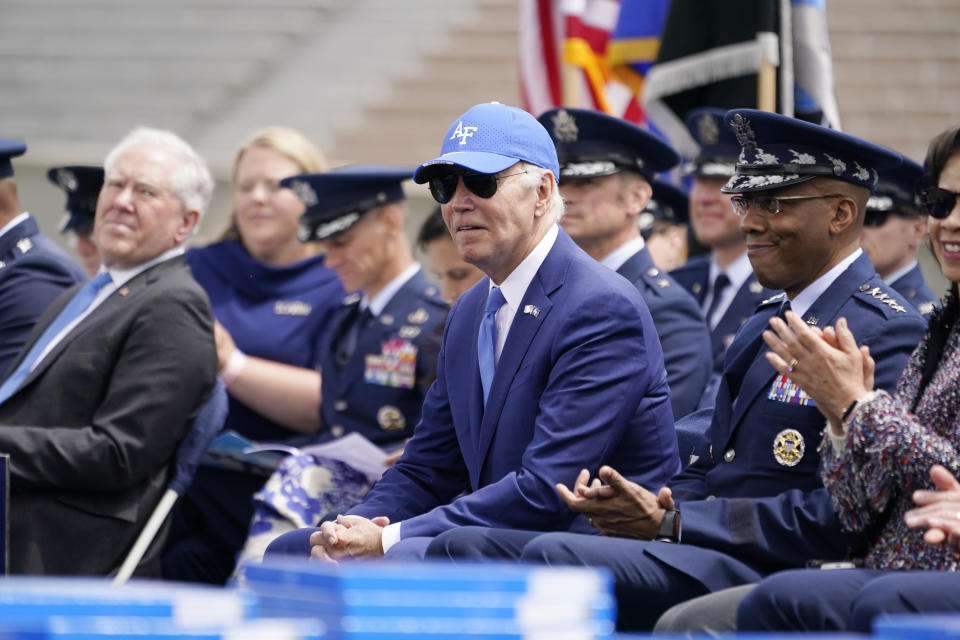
[477,286,505,405]
[0,272,113,405]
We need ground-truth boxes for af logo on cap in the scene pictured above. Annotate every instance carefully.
[450,121,478,146]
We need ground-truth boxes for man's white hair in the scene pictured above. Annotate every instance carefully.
[104,127,214,216]
[520,162,564,224]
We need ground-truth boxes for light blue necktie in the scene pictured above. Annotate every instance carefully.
[477,286,505,405]
[0,272,113,405]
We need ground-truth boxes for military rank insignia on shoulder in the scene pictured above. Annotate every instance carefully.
[857,282,908,313]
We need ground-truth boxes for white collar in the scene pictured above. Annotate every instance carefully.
[0,212,30,240]
[790,248,863,318]
[885,259,918,286]
[364,263,421,317]
[490,223,559,313]
[104,246,185,287]
[708,249,752,290]
[601,236,646,272]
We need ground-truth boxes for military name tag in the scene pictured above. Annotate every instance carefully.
[274,301,312,316]
[364,338,417,389]
[768,374,816,407]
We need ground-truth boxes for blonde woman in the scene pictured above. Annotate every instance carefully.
[163,126,343,584]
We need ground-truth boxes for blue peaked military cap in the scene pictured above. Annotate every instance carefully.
[867,157,924,219]
[643,179,689,225]
[721,109,903,194]
[685,107,740,178]
[47,165,104,233]
[413,102,559,183]
[537,107,679,181]
[0,138,27,179]
[281,165,412,242]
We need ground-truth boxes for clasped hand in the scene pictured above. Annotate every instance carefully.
[556,465,673,539]
[905,465,960,550]
[308,514,390,563]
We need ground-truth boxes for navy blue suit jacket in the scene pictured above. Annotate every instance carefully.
[891,263,940,318]
[616,247,711,419]
[0,215,84,377]
[319,269,447,448]
[352,230,681,538]
[645,253,927,588]
[671,254,777,373]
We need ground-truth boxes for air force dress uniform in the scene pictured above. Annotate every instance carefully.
[670,108,778,377]
[538,107,712,419]
[285,167,447,445]
[506,109,929,630]
[0,140,85,376]
[318,278,446,444]
[239,168,448,554]
[866,159,940,316]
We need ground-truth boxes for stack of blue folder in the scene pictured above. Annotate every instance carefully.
[0,578,323,639]
[238,558,616,640]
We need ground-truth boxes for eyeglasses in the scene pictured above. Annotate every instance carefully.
[428,170,528,204]
[730,193,844,216]
[921,187,960,219]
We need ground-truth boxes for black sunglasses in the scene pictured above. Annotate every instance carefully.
[921,187,960,219]
[428,170,527,204]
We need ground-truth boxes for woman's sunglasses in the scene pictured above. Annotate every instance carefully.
[428,170,527,204]
[920,187,960,219]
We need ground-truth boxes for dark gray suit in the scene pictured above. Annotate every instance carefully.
[0,255,217,575]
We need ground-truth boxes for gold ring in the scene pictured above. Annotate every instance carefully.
[787,357,799,372]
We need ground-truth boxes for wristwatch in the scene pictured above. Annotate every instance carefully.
[655,508,681,543]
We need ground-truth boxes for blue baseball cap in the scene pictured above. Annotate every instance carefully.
[537,107,679,182]
[720,109,903,194]
[47,165,104,234]
[281,165,411,242]
[684,107,740,178]
[413,102,559,183]
[867,157,925,219]
[0,138,27,179]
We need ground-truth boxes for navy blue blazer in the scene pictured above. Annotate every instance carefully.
[671,254,777,373]
[0,215,84,377]
[318,269,446,448]
[644,253,927,588]
[352,230,681,538]
[617,247,711,419]
[891,263,940,318]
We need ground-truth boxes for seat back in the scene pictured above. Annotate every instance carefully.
[113,380,229,584]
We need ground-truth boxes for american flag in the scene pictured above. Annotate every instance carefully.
[519,0,671,124]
